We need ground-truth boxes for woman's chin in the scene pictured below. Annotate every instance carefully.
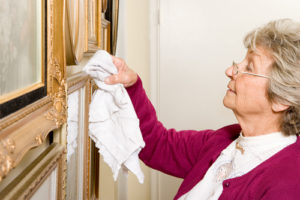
[223,96,235,110]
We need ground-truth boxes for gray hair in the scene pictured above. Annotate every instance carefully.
[244,19,300,135]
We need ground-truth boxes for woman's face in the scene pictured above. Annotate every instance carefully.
[223,46,274,117]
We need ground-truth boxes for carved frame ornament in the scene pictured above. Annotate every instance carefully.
[0,143,66,200]
[0,0,66,182]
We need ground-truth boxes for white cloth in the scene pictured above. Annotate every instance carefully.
[83,50,145,183]
[179,132,297,200]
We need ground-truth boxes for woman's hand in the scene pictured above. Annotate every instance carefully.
[105,56,138,87]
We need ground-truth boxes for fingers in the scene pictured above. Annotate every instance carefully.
[108,55,138,87]
[111,56,124,70]
[104,73,138,88]
[104,74,120,85]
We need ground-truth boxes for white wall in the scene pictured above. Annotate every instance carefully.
[158,0,300,131]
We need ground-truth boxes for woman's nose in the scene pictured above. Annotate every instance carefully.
[225,65,234,79]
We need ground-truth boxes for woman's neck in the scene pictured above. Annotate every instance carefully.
[234,112,282,137]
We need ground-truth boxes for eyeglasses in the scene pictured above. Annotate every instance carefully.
[232,61,270,79]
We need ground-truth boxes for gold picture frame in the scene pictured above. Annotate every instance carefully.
[65,0,89,65]
[0,0,66,183]
[66,72,92,199]
[86,0,119,55]
[101,17,111,52]
[87,0,102,52]
[101,0,119,55]
[0,143,66,200]
[111,0,119,55]
[0,0,47,118]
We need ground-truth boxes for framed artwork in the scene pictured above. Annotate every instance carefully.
[0,143,66,199]
[0,0,67,183]
[0,0,47,118]
[104,0,119,55]
[66,72,92,199]
[0,0,121,198]
[86,0,102,52]
[101,18,111,53]
[86,0,119,55]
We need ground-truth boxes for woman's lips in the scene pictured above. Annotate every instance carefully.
[227,86,236,94]
[228,89,236,94]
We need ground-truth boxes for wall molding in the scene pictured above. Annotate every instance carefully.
[149,0,160,199]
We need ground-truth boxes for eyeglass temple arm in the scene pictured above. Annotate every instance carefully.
[241,71,270,79]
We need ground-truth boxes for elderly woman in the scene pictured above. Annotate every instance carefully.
[105,19,300,199]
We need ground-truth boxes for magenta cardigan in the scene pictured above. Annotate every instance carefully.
[126,77,300,200]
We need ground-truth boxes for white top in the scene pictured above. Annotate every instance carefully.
[179,132,297,200]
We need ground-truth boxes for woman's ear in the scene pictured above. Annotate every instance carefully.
[271,101,290,112]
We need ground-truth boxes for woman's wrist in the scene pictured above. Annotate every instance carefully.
[127,73,138,87]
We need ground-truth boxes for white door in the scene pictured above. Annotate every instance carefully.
[151,0,300,199]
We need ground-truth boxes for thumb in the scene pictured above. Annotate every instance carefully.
[104,74,120,85]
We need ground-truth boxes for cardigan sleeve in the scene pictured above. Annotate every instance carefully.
[126,76,215,178]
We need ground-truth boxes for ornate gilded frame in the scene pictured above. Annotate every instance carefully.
[66,72,92,199]
[0,0,66,183]
[87,0,102,52]
[65,0,89,65]
[0,143,66,199]
[101,0,119,55]
[111,0,119,55]
[0,0,47,119]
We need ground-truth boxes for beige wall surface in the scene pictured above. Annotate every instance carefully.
[126,1,150,94]
[100,0,151,200]
[126,0,151,200]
